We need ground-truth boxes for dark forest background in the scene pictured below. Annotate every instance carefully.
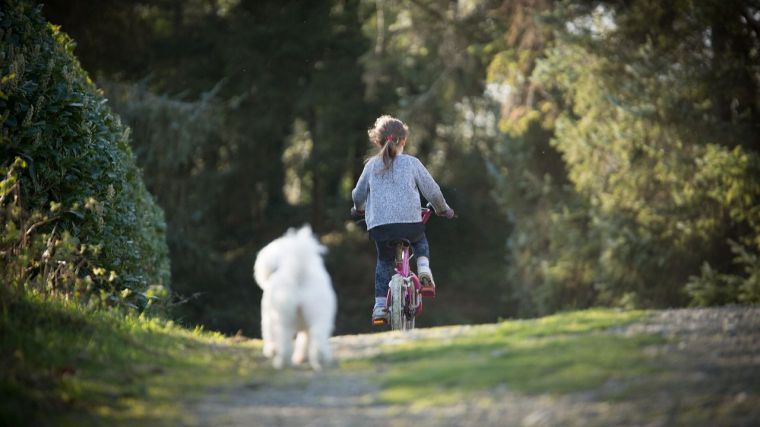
[34,0,760,336]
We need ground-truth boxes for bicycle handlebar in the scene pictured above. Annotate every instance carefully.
[351,203,455,225]
[424,202,457,220]
[350,206,365,218]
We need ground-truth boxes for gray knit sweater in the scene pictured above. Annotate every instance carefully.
[352,154,451,230]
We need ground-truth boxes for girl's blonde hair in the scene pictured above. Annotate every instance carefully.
[367,115,409,171]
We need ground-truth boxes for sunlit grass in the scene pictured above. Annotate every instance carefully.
[0,291,267,427]
[0,298,670,422]
[374,309,663,406]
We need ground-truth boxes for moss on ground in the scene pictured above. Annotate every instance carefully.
[10,302,747,425]
[373,309,664,406]
[0,291,267,427]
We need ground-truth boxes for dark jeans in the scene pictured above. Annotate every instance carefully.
[373,235,429,298]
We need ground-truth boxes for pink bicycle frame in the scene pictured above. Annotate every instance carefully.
[396,206,433,277]
[388,207,434,315]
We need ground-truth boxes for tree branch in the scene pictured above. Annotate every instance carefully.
[25,215,62,237]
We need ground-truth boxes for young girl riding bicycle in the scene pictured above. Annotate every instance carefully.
[351,115,455,324]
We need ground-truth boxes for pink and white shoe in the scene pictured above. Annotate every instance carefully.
[418,268,436,297]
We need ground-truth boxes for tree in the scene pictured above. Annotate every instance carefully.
[485,0,760,311]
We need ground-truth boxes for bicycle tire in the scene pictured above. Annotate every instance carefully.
[403,310,415,330]
[403,283,416,330]
[389,275,404,331]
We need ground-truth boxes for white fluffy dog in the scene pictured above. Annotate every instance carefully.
[253,225,337,370]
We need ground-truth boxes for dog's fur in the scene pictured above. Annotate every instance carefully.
[253,225,337,370]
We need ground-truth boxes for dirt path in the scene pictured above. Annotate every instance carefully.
[195,307,760,427]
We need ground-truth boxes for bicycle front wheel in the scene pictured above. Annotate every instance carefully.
[388,275,404,331]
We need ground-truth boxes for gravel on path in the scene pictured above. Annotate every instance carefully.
[195,307,760,427]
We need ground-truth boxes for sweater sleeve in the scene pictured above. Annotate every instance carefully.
[351,161,371,210]
[413,158,451,214]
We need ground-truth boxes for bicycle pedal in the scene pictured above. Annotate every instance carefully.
[420,287,436,297]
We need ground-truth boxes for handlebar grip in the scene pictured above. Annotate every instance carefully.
[350,206,364,216]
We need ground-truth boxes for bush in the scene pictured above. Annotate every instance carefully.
[687,241,760,306]
[0,1,170,310]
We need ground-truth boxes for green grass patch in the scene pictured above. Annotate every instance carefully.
[0,290,267,426]
[375,309,663,406]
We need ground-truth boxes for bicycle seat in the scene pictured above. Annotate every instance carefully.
[386,239,411,248]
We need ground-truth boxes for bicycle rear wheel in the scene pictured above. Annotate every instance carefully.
[388,275,404,331]
[403,309,415,330]
[402,282,417,330]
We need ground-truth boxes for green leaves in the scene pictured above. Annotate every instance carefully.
[0,157,25,197]
[486,0,760,313]
[687,240,760,306]
[1,1,169,312]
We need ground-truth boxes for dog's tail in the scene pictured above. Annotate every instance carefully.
[278,226,327,285]
[253,239,280,289]
[253,226,326,288]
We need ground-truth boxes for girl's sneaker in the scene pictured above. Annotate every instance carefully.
[418,267,436,297]
[371,305,388,325]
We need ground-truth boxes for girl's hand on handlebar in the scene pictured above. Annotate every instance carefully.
[350,206,365,217]
[439,208,456,219]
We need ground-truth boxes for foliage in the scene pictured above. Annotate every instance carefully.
[94,1,376,333]
[38,0,512,333]
[686,240,760,306]
[0,1,170,310]
[35,0,760,331]
[99,80,239,328]
[484,0,760,313]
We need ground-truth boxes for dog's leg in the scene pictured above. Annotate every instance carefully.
[292,331,309,365]
[273,318,295,370]
[261,298,275,358]
[307,327,332,371]
[319,338,333,369]
[262,316,275,358]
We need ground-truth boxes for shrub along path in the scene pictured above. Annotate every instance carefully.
[193,307,760,427]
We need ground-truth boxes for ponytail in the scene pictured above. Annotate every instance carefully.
[367,115,408,172]
[379,135,401,171]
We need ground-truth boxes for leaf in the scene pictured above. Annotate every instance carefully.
[63,210,85,220]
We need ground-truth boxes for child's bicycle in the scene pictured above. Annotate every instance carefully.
[380,205,435,330]
[353,204,441,331]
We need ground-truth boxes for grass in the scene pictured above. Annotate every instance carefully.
[373,309,664,406]
[0,290,267,427]
[0,294,674,424]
